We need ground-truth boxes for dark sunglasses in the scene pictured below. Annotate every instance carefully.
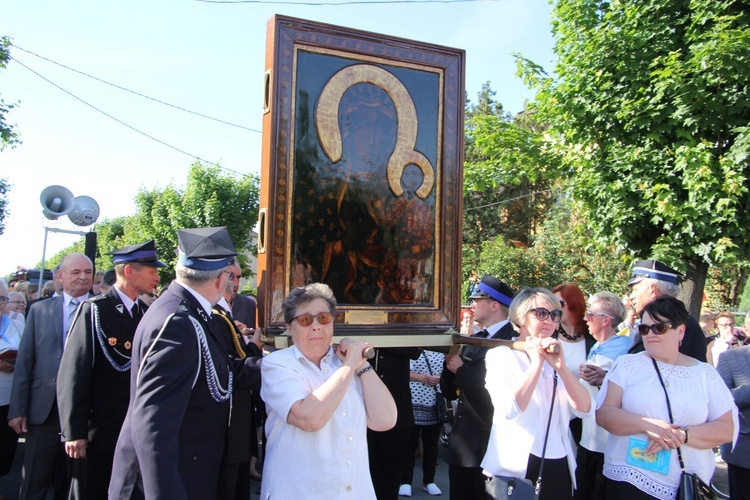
[637,322,673,336]
[292,312,333,327]
[528,308,563,323]
[559,299,567,307]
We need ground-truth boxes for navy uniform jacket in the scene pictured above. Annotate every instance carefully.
[109,282,262,500]
[440,321,515,467]
[629,315,707,362]
[57,287,146,453]
[717,345,750,468]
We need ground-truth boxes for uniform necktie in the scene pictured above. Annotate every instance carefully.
[131,303,141,321]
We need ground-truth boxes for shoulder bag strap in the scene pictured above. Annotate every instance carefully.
[534,370,558,495]
[650,356,686,471]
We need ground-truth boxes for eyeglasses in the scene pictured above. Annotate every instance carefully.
[528,308,563,323]
[0,296,8,304]
[717,322,735,328]
[637,322,673,336]
[585,310,612,319]
[222,270,235,281]
[559,299,567,307]
[8,300,26,305]
[292,312,333,327]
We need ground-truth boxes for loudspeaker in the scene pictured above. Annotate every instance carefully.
[68,196,100,226]
[40,185,75,220]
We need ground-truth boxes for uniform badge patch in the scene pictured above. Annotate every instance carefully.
[124,341,132,350]
[108,337,117,346]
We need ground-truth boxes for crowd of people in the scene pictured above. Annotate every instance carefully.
[1,232,749,500]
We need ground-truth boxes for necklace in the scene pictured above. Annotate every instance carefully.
[558,326,582,341]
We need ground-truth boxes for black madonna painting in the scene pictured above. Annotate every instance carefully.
[258,16,464,335]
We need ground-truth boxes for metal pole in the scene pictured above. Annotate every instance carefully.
[39,227,49,289]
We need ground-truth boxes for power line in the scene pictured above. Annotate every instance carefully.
[198,0,498,4]
[464,188,555,211]
[10,44,261,134]
[10,56,252,178]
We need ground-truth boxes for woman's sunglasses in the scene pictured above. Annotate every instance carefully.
[292,312,333,327]
[637,322,673,336]
[528,308,563,323]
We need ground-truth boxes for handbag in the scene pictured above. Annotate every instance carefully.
[486,371,558,499]
[651,357,716,500]
[423,350,453,424]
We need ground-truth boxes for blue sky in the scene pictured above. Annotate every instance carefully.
[0,0,555,271]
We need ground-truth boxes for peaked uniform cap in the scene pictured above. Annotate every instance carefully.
[469,274,515,307]
[177,226,238,271]
[107,240,166,268]
[628,259,684,286]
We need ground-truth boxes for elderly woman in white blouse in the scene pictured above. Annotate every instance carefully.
[596,296,737,499]
[482,287,594,499]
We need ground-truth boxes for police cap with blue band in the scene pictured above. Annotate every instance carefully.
[177,226,238,271]
[469,274,515,307]
[627,259,684,286]
[108,240,166,268]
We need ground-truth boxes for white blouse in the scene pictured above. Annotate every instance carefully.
[597,353,738,499]
[559,338,587,379]
[481,346,594,490]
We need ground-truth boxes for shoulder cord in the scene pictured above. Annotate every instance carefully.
[188,316,233,403]
[92,303,131,372]
[651,357,686,471]
[213,310,247,360]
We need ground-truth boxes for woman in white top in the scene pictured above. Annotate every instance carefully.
[260,283,397,499]
[596,296,737,499]
[0,279,24,479]
[482,287,594,499]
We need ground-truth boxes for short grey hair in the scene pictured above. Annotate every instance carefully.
[589,291,627,325]
[643,278,679,298]
[508,287,560,328]
[282,283,337,325]
[175,263,224,285]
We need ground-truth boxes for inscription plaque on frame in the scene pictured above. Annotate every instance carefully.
[257,16,465,337]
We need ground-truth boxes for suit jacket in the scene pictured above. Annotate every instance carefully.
[9,295,65,424]
[109,282,262,500]
[629,315,707,362]
[231,293,256,329]
[440,321,515,467]
[57,287,147,453]
[717,345,750,468]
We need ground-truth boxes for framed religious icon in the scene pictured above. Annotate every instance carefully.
[257,15,465,344]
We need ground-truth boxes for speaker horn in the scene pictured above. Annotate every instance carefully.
[40,185,75,220]
[68,196,100,226]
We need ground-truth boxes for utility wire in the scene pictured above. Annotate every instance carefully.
[10,56,251,178]
[464,188,555,211]
[198,0,498,4]
[11,44,261,134]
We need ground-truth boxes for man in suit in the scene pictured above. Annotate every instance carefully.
[440,274,516,499]
[57,241,165,499]
[8,252,93,500]
[626,260,707,361]
[226,262,256,331]
[109,227,262,500]
[717,345,750,499]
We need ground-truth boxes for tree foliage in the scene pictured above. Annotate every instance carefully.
[462,83,562,270]
[1,36,21,236]
[47,163,261,281]
[519,0,750,315]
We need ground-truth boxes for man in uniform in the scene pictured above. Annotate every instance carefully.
[440,274,516,499]
[627,260,707,361]
[57,240,165,499]
[213,258,263,500]
[8,253,93,500]
[109,227,262,500]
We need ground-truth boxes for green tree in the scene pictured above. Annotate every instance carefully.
[1,36,21,235]
[47,163,261,281]
[520,0,750,316]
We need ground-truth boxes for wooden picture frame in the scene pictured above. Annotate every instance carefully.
[257,15,465,343]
